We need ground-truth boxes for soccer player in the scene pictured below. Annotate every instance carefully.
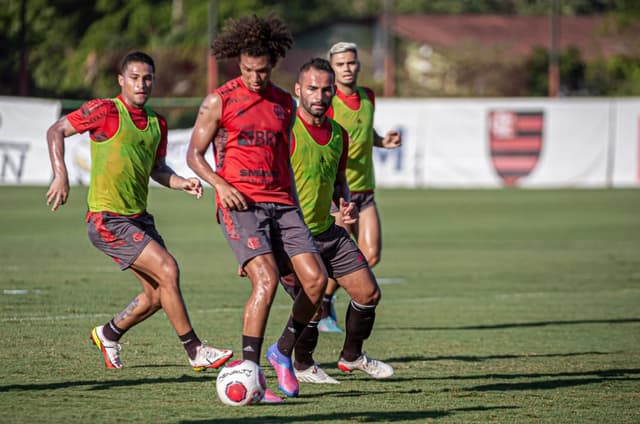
[278,57,394,385]
[45,51,233,372]
[318,41,403,333]
[186,15,328,402]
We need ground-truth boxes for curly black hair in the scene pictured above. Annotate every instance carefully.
[211,13,293,66]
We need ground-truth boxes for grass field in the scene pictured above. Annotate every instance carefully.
[1,186,639,423]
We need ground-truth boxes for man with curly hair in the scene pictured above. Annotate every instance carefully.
[187,14,328,403]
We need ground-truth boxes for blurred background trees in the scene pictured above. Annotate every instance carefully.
[2,0,639,111]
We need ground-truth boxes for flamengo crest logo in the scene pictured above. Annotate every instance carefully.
[488,109,544,186]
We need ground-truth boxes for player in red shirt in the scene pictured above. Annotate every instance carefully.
[187,15,328,403]
[46,51,233,372]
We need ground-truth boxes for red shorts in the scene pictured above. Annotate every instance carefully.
[86,211,165,270]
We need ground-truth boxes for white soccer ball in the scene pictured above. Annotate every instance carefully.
[216,359,266,406]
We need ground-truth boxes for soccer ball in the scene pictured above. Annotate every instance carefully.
[216,359,266,406]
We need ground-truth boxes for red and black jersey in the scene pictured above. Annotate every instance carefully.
[214,77,296,206]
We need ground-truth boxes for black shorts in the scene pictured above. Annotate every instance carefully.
[217,202,318,268]
[280,223,368,280]
[86,211,165,270]
[315,223,369,278]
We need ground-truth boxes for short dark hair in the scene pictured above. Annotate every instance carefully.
[119,51,155,74]
[298,58,335,82]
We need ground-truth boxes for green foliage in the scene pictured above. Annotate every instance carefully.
[587,55,640,95]
[1,0,640,99]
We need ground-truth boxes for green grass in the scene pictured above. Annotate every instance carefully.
[1,186,639,423]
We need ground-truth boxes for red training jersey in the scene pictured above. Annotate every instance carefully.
[213,77,296,206]
[66,94,168,158]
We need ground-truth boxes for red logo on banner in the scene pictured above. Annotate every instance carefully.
[489,110,544,186]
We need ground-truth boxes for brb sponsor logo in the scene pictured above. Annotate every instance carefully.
[238,130,283,147]
[488,110,544,186]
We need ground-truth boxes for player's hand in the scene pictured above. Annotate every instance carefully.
[182,177,203,199]
[216,182,248,211]
[339,198,358,225]
[46,177,69,212]
[382,130,402,149]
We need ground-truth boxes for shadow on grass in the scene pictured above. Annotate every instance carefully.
[468,376,640,392]
[386,350,614,363]
[379,317,640,331]
[179,405,518,423]
[0,374,208,392]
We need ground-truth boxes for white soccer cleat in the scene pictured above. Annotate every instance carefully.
[337,353,394,379]
[189,344,233,372]
[90,325,123,369]
[294,363,340,384]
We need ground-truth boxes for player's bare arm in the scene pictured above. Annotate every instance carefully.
[187,93,248,210]
[150,157,203,199]
[46,116,77,211]
[374,129,402,149]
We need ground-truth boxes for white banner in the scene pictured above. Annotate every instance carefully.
[373,99,423,188]
[0,96,61,185]
[3,96,638,189]
[611,99,640,187]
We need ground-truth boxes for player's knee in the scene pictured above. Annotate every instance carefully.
[137,292,161,313]
[354,286,381,306]
[157,256,180,289]
[302,271,328,301]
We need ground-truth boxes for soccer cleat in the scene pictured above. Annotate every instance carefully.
[90,325,122,369]
[260,387,284,404]
[266,343,299,397]
[189,344,233,372]
[337,353,394,379]
[318,316,343,333]
[295,363,340,384]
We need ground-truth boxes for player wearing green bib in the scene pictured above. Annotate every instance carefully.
[87,97,161,215]
[46,51,233,372]
[330,86,376,192]
[318,42,403,333]
[278,58,394,385]
[290,117,345,236]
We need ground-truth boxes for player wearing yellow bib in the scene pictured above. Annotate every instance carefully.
[46,51,233,372]
[319,42,403,333]
[278,58,394,385]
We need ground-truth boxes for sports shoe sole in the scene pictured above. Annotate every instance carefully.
[89,327,121,369]
[191,350,233,372]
